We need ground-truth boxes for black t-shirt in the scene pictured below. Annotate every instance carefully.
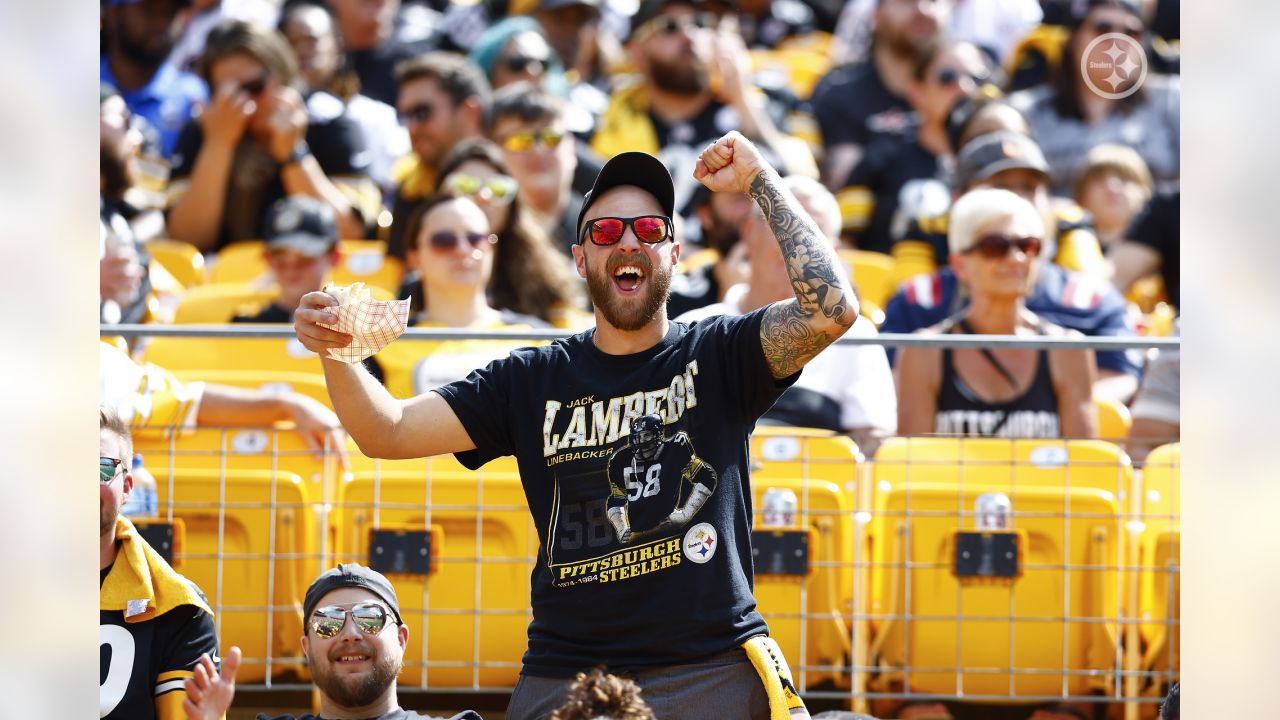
[434,308,797,677]
[810,61,915,151]
[168,114,371,252]
[100,565,218,720]
[1126,190,1179,308]
[843,136,942,254]
[231,302,293,324]
[256,710,481,720]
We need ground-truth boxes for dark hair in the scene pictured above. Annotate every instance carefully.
[277,1,360,99]
[1160,682,1179,720]
[395,52,492,111]
[407,138,582,322]
[486,81,565,135]
[100,407,133,472]
[198,19,300,89]
[550,667,655,720]
[1051,4,1146,120]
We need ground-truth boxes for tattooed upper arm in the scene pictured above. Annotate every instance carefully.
[748,170,857,379]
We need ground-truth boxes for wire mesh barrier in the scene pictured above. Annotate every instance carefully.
[105,326,1179,717]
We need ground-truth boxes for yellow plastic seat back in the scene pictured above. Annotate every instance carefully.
[148,239,206,288]
[141,335,325,376]
[867,437,1131,699]
[1137,443,1179,682]
[748,429,861,690]
[333,239,405,295]
[839,249,898,310]
[147,466,317,682]
[1095,396,1132,442]
[332,455,532,688]
[172,283,279,324]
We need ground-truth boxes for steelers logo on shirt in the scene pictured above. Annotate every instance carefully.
[683,522,718,564]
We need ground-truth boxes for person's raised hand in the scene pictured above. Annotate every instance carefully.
[200,82,253,149]
[693,131,769,195]
[182,646,241,720]
[294,291,353,355]
[267,86,309,164]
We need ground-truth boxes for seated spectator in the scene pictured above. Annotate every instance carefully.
[279,1,411,196]
[374,194,550,399]
[1111,189,1179,309]
[943,95,1031,161]
[400,138,586,328]
[1126,322,1179,464]
[100,340,344,461]
[329,0,440,106]
[550,667,655,720]
[812,0,950,188]
[1072,143,1154,251]
[470,16,564,94]
[678,176,897,455]
[166,19,379,253]
[101,86,161,326]
[487,82,595,253]
[387,52,490,259]
[101,84,166,236]
[1007,0,1179,194]
[100,0,208,157]
[666,186,752,318]
[590,0,817,221]
[231,196,339,324]
[896,189,1098,439]
[839,38,996,253]
[531,0,614,134]
[892,131,1109,283]
[99,407,219,720]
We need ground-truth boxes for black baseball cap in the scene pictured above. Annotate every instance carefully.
[265,196,339,257]
[575,151,676,242]
[303,563,403,626]
[955,131,1051,190]
[627,0,712,41]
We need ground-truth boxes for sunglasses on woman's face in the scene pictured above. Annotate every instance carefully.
[964,233,1043,259]
[443,173,518,204]
[503,54,550,74]
[1089,19,1144,39]
[310,602,394,639]
[426,230,497,252]
[579,215,673,246]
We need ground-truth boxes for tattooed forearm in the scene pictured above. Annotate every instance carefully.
[748,169,857,378]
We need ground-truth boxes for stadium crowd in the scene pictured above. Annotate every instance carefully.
[100,0,1179,717]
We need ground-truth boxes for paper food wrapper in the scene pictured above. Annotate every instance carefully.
[317,283,411,363]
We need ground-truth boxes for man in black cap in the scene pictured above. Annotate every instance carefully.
[181,563,481,720]
[292,130,855,718]
[232,196,341,324]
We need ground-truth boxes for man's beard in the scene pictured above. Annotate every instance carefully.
[586,252,672,332]
[101,503,117,537]
[312,646,402,708]
[879,22,935,60]
[648,55,709,96]
[115,26,175,68]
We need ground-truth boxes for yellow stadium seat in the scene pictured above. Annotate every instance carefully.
[206,241,272,285]
[331,455,533,688]
[1095,396,1132,442]
[207,239,405,295]
[867,437,1132,704]
[748,428,862,691]
[147,466,318,682]
[333,239,406,295]
[172,283,279,324]
[147,239,206,288]
[142,335,326,377]
[839,249,898,311]
[1137,444,1179,690]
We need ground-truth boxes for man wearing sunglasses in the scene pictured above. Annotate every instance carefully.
[294,130,853,718]
[100,408,220,720]
[181,563,481,720]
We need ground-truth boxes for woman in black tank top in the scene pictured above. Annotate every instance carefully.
[894,189,1098,439]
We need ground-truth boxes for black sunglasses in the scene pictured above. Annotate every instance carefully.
[240,73,270,96]
[646,12,717,37]
[580,215,673,246]
[965,233,1043,259]
[310,602,395,639]
[100,456,125,483]
[398,103,435,126]
[1089,19,1144,39]
[935,67,990,87]
[427,231,497,251]
[503,55,550,74]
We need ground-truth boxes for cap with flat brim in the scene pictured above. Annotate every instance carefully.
[955,131,1052,189]
[576,151,676,242]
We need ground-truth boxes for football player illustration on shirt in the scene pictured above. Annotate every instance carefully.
[605,414,718,544]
